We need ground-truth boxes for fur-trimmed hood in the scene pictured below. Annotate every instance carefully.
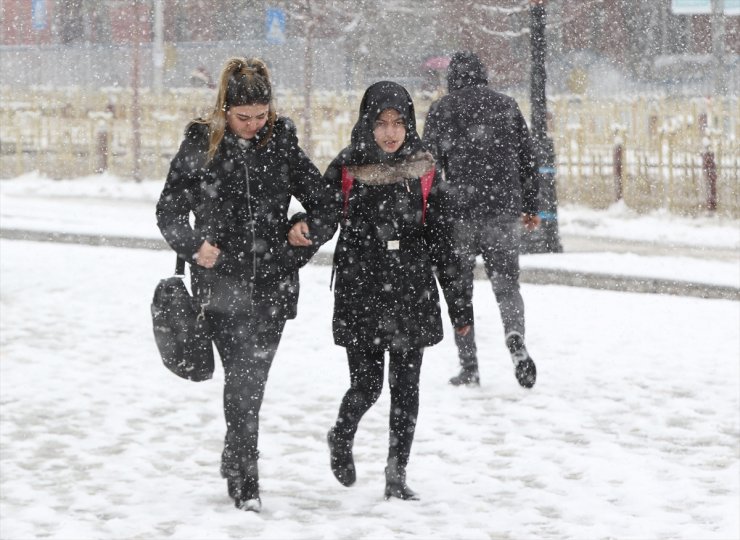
[347,150,435,186]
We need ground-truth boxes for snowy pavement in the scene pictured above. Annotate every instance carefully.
[0,238,738,540]
[0,173,738,298]
[1,173,739,539]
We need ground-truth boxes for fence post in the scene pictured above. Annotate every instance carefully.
[95,120,109,173]
[89,111,112,174]
[613,131,624,202]
[702,137,717,212]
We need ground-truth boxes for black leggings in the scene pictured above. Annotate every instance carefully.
[334,345,423,468]
[209,312,286,470]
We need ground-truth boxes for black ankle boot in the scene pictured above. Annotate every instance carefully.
[234,473,261,513]
[449,365,480,386]
[384,459,419,501]
[222,460,261,512]
[327,427,356,486]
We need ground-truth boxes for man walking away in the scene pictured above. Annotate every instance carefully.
[423,51,540,389]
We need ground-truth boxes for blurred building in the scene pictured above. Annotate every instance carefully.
[1,0,738,94]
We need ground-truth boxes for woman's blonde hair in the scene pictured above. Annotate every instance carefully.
[196,57,277,161]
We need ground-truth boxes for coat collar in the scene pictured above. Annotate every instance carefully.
[347,151,435,186]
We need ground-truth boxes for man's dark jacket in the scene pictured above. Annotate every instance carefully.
[423,57,540,221]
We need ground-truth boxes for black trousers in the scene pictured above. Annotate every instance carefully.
[208,311,286,472]
[333,345,424,470]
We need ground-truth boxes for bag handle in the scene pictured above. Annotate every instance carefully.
[175,256,185,276]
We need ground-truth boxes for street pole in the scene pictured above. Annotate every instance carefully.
[711,0,726,97]
[152,0,164,95]
[303,24,314,158]
[131,0,142,182]
[524,0,562,253]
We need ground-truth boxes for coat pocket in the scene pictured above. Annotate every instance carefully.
[198,269,255,316]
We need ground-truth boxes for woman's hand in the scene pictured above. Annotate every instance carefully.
[288,221,313,246]
[194,240,220,268]
[455,325,471,337]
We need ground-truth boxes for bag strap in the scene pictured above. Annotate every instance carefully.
[419,167,435,224]
[341,166,354,220]
[175,256,185,276]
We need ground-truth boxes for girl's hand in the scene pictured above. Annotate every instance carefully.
[194,240,220,268]
[455,325,471,337]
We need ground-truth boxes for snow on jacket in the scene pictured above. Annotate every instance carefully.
[423,54,540,220]
[326,150,446,350]
[156,117,335,319]
[325,81,472,350]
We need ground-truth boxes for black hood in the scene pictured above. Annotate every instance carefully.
[345,81,424,166]
[447,51,488,92]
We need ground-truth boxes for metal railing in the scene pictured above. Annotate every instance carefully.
[1,87,737,217]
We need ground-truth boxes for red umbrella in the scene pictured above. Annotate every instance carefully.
[422,56,450,70]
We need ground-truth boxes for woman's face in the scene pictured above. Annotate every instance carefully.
[226,103,269,140]
[373,108,406,154]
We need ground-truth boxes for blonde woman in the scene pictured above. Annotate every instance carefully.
[156,57,336,512]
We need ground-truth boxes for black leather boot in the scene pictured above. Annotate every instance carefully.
[384,457,419,501]
[235,470,261,513]
[327,427,356,486]
[222,456,261,512]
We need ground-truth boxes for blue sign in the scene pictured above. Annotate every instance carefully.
[32,0,47,30]
[266,8,286,45]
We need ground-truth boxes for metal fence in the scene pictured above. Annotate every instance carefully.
[1,86,737,217]
[544,95,739,216]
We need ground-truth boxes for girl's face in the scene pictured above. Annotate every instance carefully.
[373,108,406,154]
[226,103,269,140]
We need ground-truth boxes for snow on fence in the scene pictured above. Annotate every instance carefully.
[544,95,739,216]
[1,87,737,217]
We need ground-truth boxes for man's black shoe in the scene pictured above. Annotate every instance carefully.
[449,366,480,386]
[506,331,536,388]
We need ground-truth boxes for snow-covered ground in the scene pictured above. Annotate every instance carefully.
[1,172,738,288]
[0,172,739,539]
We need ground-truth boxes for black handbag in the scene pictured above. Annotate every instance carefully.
[151,256,214,382]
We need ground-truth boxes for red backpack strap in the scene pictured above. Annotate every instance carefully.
[341,166,354,220]
[419,166,435,223]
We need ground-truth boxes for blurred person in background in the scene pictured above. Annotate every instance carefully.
[189,65,215,89]
[156,56,335,512]
[423,51,540,389]
[323,81,472,501]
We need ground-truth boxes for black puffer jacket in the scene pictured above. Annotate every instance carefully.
[156,117,335,319]
[326,81,472,350]
[423,52,539,221]
[326,152,446,350]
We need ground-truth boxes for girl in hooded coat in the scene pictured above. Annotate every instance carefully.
[156,57,335,512]
[324,81,472,500]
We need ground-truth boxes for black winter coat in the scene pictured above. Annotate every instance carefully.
[326,150,449,351]
[423,86,540,221]
[156,117,335,319]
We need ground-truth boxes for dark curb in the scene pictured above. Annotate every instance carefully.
[2,227,737,302]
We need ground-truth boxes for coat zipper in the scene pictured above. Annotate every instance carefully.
[244,162,256,300]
